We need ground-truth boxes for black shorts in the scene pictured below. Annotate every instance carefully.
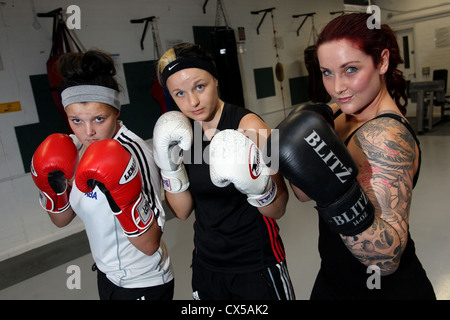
[191,258,295,300]
[96,266,174,300]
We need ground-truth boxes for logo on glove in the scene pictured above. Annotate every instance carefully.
[304,130,353,183]
[119,157,138,185]
[249,143,262,179]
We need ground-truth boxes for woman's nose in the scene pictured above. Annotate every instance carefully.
[188,93,200,107]
[334,76,347,95]
[85,123,95,136]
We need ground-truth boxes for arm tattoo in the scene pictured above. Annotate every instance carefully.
[341,116,417,274]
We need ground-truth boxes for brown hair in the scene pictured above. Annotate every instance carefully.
[58,50,119,92]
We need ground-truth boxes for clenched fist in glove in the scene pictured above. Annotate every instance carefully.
[266,104,375,236]
[31,133,79,213]
[75,139,153,237]
[153,111,193,193]
[210,129,277,207]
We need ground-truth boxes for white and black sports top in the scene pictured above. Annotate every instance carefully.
[69,123,174,288]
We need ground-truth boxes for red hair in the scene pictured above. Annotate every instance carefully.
[316,13,407,115]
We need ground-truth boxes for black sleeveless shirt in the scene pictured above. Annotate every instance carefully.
[184,104,286,273]
[313,112,435,299]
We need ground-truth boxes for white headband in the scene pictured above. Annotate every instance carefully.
[61,85,121,111]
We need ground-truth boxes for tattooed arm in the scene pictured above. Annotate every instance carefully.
[342,116,418,275]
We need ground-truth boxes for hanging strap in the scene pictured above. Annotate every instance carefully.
[38,7,83,54]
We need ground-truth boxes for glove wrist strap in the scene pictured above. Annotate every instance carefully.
[247,178,277,207]
[117,193,155,238]
[38,186,71,214]
[161,163,189,193]
[316,182,375,236]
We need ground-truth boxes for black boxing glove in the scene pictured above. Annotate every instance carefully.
[288,103,335,129]
[265,104,374,236]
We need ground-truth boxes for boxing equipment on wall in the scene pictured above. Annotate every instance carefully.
[130,16,172,114]
[251,7,286,116]
[37,8,85,134]
[210,0,246,108]
[293,12,331,104]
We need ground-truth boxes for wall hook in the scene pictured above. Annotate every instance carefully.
[250,7,275,35]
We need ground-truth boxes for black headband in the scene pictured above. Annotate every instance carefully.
[160,56,217,87]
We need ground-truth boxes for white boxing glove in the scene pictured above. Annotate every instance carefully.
[209,129,277,207]
[153,111,193,193]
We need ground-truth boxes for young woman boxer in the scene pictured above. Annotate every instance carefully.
[153,43,295,300]
[272,13,435,299]
[31,50,174,300]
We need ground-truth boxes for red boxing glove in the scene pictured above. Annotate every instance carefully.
[75,139,153,237]
[31,133,79,213]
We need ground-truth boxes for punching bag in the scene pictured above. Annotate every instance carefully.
[150,69,171,113]
[46,17,83,133]
[304,45,331,103]
[211,28,245,108]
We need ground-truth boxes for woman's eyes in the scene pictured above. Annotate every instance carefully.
[175,84,205,97]
[71,117,105,124]
[322,67,357,76]
[346,66,357,74]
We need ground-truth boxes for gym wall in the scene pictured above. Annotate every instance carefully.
[0,0,449,261]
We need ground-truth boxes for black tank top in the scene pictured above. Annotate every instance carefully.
[185,104,286,273]
[315,112,435,299]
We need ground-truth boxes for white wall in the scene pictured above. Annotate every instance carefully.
[1,0,449,261]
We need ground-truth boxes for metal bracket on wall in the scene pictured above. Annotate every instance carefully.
[130,16,156,51]
[36,8,63,42]
[250,7,275,35]
[292,12,316,37]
